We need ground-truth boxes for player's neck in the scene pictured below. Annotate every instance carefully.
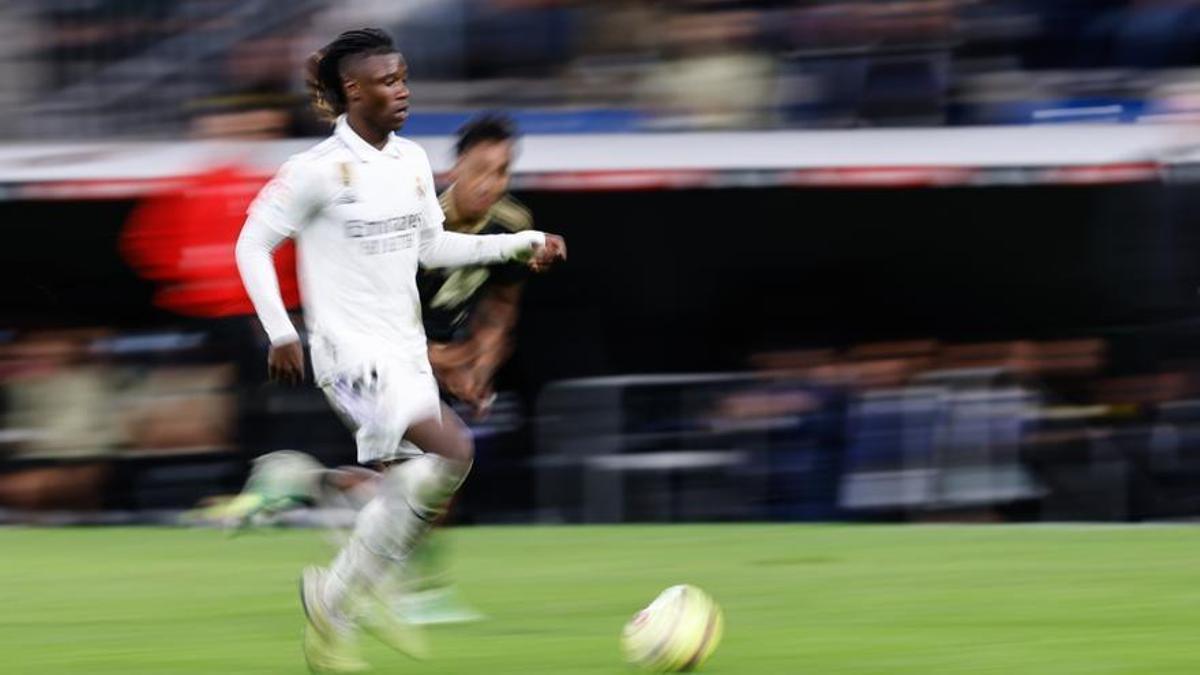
[346,114,390,150]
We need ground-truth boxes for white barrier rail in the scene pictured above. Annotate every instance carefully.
[1,125,1198,198]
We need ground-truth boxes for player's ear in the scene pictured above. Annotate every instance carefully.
[343,77,361,103]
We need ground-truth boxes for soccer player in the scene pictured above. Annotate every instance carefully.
[234,28,565,673]
[419,112,534,417]
[213,113,542,626]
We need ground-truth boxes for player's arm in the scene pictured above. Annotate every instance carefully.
[414,151,564,270]
[475,281,522,333]
[462,282,523,412]
[236,222,304,384]
[428,281,523,413]
[235,160,320,385]
[436,281,522,365]
[418,217,549,269]
[469,281,522,373]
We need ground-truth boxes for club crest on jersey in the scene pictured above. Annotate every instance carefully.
[415,176,427,200]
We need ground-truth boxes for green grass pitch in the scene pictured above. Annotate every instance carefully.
[1,524,1199,673]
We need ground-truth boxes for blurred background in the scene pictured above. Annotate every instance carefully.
[7,0,1200,526]
[14,0,1200,137]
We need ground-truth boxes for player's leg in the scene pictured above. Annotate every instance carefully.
[323,402,473,607]
[312,375,463,662]
[380,419,484,624]
[194,450,327,530]
[400,402,475,516]
[197,450,381,534]
[396,527,484,625]
[301,372,422,672]
[392,427,481,622]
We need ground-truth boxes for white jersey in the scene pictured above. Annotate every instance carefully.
[236,115,544,387]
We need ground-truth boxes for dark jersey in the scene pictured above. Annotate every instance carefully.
[418,188,533,344]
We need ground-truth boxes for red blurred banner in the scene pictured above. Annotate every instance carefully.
[120,166,299,318]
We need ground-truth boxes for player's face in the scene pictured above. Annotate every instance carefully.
[345,52,410,132]
[453,140,514,219]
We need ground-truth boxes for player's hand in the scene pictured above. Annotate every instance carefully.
[529,234,567,273]
[267,339,305,385]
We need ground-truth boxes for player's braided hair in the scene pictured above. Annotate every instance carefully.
[305,28,396,122]
[455,112,517,157]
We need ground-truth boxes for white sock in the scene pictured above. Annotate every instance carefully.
[321,456,471,617]
[323,499,392,621]
[399,454,471,522]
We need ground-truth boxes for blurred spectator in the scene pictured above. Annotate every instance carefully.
[0,330,118,513]
[189,32,326,139]
[16,0,1200,136]
[2,330,121,460]
[0,327,242,515]
[637,7,776,129]
[120,364,236,456]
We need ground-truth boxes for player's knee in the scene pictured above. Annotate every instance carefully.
[405,414,474,463]
[443,427,474,464]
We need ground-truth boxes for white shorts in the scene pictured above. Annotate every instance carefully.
[321,362,441,464]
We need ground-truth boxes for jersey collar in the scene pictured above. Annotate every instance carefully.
[335,114,404,162]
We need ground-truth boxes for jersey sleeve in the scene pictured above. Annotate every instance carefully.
[419,225,544,270]
[415,150,545,268]
[245,159,325,237]
[236,157,323,345]
[236,214,299,345]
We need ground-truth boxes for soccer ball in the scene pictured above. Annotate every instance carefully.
[621,585,724,672]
